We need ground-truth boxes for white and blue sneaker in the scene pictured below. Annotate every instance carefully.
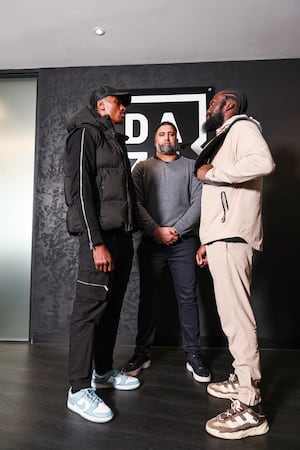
[91,369,140,391]
[67,387,113,423]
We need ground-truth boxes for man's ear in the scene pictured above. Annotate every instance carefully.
[225,99,236,112]
[95,99,106,116]
[96,99,105,110]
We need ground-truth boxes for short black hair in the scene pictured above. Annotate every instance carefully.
[154,121,177,135]
[221,89,248,114]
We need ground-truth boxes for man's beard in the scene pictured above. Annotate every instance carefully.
[202,111,225,133]
[156,144,178,155]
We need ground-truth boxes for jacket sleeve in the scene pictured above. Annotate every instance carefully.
[173,170,202,236]
[205,121,276,184]
[67,127,103,247]
[132,162,158,236]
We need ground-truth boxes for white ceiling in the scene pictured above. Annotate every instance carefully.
[1,0,300,70]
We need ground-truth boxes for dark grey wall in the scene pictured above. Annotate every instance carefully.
[29,59,300,347]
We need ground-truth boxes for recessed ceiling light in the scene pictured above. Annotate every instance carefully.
[94,27,105,36]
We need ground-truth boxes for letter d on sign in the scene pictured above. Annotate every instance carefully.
[125,113,148,144]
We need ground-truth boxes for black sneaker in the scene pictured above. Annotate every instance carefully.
[186,354,211,382]
[122,353,151,376]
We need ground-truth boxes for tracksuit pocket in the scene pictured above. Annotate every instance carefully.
[76,269,110,301]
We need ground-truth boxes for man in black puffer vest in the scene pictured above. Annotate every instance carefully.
[64,85,140,424]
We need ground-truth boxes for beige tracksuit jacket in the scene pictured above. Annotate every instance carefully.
[200,114,276,251]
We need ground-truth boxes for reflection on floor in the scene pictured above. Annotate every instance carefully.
[0,343,299,450]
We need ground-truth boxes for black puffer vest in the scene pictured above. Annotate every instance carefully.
[64,107,138,237]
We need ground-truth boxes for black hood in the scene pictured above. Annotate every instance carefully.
[65,106,113,133]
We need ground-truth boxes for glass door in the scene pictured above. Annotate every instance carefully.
[0,77,37,340]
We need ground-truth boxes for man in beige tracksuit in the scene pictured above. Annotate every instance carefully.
[195,89,275,440]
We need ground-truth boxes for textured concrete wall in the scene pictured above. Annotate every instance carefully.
[29,60,300,348]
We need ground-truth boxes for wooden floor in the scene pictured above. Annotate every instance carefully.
[0,343,299,450]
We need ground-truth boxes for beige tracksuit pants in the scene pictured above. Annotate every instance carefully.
[206,241,262,406]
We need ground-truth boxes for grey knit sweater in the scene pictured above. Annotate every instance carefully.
[132,155,202,237]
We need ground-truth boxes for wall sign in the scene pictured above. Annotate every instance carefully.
[120,87,214,167]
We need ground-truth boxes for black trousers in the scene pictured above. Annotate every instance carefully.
[69,230,134,391]
[135,236,202,356]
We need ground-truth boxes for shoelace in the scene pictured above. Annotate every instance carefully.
[224,399,243,417]
[85,388,103,405]
[228,373,236,382]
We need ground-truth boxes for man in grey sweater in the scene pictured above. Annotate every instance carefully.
[122,122,210,382]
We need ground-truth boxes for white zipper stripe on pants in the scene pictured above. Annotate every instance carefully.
[79,128,93,248]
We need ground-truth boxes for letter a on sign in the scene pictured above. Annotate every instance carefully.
[160,112,182,143]
[124,87,214,161]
